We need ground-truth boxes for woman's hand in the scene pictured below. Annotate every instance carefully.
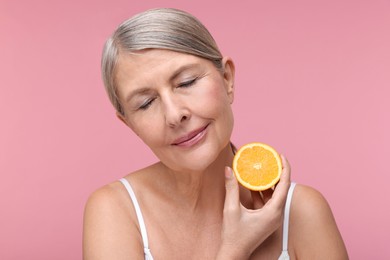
[216,155,291,260]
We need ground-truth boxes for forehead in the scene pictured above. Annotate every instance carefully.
[116,49,206,79]
[114,49,213,95]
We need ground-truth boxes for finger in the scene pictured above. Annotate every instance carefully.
[265,154,291,208]
[281,154,291,179]
[251,190,264,209]
[273,154,290,189]
[275,154,291,194]
[223,167,240,212]
[261,188,274,204]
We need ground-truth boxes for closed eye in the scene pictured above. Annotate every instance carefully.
[139,98,155,110]
[178,78,197,88]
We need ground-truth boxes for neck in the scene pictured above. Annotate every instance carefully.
[161,143,235,213]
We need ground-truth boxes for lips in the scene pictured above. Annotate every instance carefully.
[171,124,209,147]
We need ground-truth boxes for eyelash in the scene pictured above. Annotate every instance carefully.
[178,77,197,88]
[139,98,155,110]
[138,78,198,110]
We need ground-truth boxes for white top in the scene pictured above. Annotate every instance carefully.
[119,178,153,260]
[278,182,296,260]
[120,178,296,260]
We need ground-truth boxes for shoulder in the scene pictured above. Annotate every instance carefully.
[291,184,331,219]
[84,164,158,215]
[83,181,130,222]
[289,184,349,259]
[83,180,144,259]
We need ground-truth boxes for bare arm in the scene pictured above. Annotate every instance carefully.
[291,185,349,259]
[82,185,144,260]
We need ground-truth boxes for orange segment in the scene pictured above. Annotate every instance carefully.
[232,142,282,191]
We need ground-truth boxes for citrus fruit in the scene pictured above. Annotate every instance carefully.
[232,142,282,191]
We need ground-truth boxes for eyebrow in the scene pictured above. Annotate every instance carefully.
[124,62,201,103]
[124,87,152,103]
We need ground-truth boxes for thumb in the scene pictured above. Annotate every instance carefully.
[223,167,240,211]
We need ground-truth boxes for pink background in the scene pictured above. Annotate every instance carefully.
[1,0,389,259]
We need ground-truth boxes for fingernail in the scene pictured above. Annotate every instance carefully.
[225,167,233,179]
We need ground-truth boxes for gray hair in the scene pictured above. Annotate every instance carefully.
[101,8,223,115]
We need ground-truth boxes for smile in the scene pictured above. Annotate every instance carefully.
[171,124,209,147]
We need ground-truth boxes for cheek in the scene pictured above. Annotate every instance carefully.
[194,81,232,118]
[193,81,234,142]
[128,114,163,145]
[206,82,234,132]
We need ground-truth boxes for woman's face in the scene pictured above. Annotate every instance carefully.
[115,49,235,172]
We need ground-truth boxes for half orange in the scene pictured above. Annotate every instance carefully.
[232,142,282,191]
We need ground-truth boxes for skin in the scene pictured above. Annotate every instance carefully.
[83,49,348,259]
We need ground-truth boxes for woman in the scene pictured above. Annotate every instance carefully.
[83,8,348,259]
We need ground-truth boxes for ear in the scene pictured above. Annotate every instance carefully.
[222,56,235,104]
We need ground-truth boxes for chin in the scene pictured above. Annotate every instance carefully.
[163,142,226,173]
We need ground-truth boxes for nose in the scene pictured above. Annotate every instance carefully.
[163,95,190,128]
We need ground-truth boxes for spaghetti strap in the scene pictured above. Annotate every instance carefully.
[278,182,297,260]
[119,178,154,260]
